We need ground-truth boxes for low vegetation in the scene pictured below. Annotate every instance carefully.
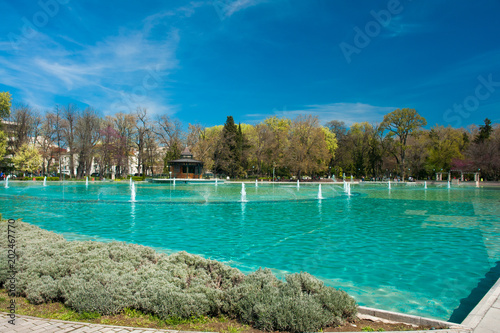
[0,220,357,332]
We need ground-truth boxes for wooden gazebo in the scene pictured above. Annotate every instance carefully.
[167,147,204,179]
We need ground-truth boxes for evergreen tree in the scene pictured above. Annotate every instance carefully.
[163,141,181,173]
[214,116,242,178]
[474,118,492,143]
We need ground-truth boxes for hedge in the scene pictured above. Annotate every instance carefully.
[14,177,60,181]
[0,220,357,332]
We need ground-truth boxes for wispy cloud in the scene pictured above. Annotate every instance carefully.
[213,0,265,19]
[0,15,180,115]
[246,103,396,126]
[143,2,205,32]
[382,16,431,38]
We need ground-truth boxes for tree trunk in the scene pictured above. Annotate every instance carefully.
[69,152,75,178]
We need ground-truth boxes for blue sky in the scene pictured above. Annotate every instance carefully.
[1,0,499,128]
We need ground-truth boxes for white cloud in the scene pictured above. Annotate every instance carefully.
[0,15,180,115]
[247,103,396,126]
[213,0,265,19]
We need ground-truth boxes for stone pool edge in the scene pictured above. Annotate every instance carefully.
[356,276,500,333]
[461,276,500,331]
[358,306,470,332]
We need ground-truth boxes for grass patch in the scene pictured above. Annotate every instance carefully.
[0,289,247,332]
[0,289,435,332]
[361,327,384,332]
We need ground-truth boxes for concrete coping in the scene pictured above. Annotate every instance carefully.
[461,277,500,328]
[357,306,471,332]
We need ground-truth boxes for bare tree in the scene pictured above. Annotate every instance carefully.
[8,104,38,151]
[188,124,221,174]
[61,104,79,178]
[50,106,65,178]
[154,114,184,172]
[37,113,57,175]
[112,113,136,177]
[134,107,156,177]
[95,119,121,179]
[75,107,101,179]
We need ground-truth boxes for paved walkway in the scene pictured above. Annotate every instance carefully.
[462,277,500,333]
[473,296,500,333]
[0,313,198,333]
[0,311,472,333]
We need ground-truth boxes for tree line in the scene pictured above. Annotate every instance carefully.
[1,104,183,178]
[1,95,499,180]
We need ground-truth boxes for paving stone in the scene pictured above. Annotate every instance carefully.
[98,328,116,333]
[492,295,500,309]
[473,307,500,333]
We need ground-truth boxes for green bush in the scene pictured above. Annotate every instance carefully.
[31,177,60,181]
[26,275,60,304]
[126,176,143,182]
[0,220,357,332]
[12,176,58,181]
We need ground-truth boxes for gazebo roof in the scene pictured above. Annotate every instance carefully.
[181,147,192,156]
[168,146,203,164]
[168,158,204,164]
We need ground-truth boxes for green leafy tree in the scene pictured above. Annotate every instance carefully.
[466,121,500,180]
[321,126,338,177]
[285,115,330,179]
[405,130,429,179]
[321,126,338,159]
[263,116,291,175]
[325,120,349,178]
[12,143,43,174]
[381,108,427,180]
[425,125,464,173]
[193,125,223,173]
[0,92,12,118]
[0,130,7,157]
[163,141,181,173]
[346,122,376,177]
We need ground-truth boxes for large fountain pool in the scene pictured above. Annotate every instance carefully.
[1,181,499,322]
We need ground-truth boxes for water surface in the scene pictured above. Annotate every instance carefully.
[1,181,499,322]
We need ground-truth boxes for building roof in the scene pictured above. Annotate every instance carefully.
[168,146,203,164]
[181,147,192,156]
[168,158,204,164]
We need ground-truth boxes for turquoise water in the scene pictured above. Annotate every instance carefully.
[1,181,499,322]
